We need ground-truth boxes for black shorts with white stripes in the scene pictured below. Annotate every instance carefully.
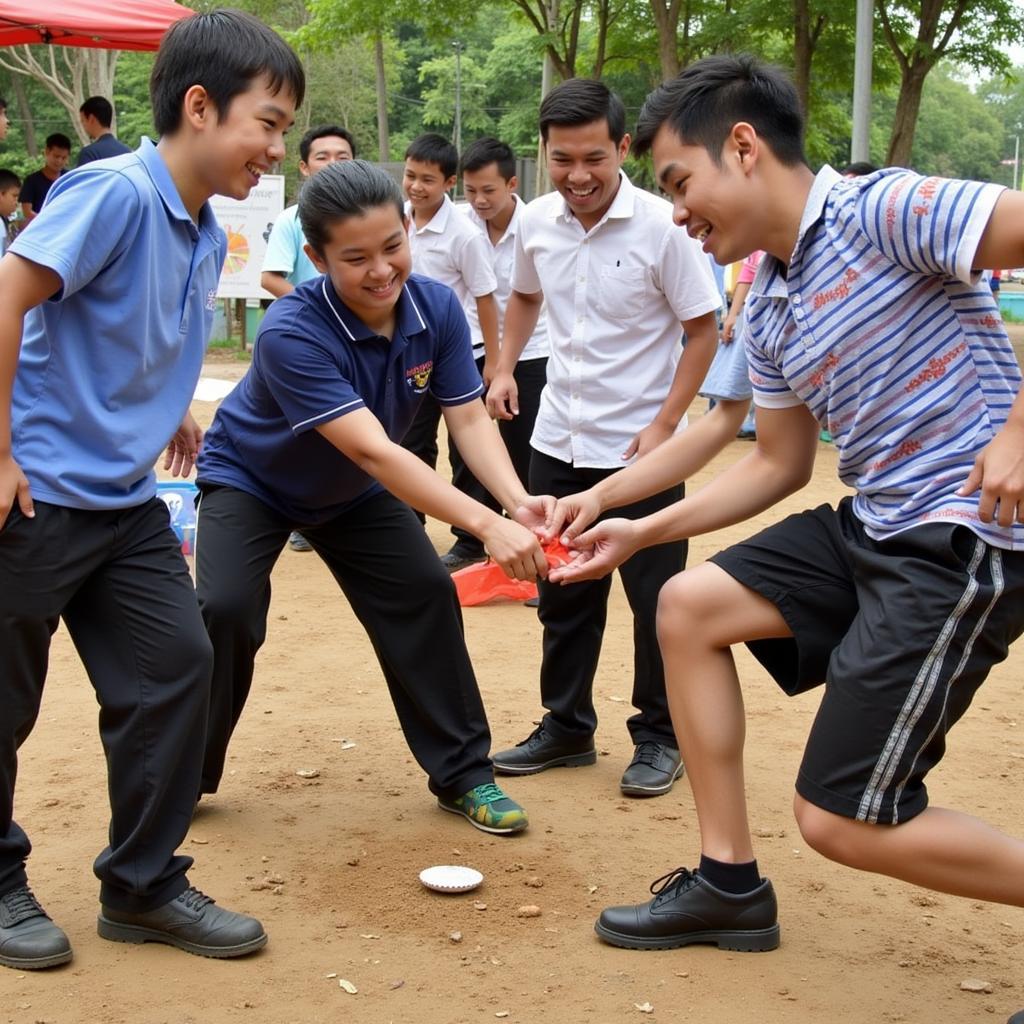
[710,497,1024,825]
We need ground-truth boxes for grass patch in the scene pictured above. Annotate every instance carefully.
[207,338,253,362]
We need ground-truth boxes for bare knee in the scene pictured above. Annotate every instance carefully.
[794,794,870,868]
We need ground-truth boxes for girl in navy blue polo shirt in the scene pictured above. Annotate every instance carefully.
[195,160,551,834]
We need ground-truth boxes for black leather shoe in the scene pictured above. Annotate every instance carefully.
[492,724,596,775]
[98,887,266,959]
[595,867,780,951]
[1008,1013,1024,1024]
[0,885,72,969]
[439,545,487,573]
[620,742,684,797]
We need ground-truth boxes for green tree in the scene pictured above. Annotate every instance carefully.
[878,0,1024,165]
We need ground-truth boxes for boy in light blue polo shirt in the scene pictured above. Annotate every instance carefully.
[0,10,304,971]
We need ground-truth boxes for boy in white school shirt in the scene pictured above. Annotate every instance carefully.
[400,133,500,543]
[486,79,721,798]
[441,137,551,571]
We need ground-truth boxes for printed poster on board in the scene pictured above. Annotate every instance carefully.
[210,174,285,299]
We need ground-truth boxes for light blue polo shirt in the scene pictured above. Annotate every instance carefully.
[261,203,319,286]
[9,137,227,510]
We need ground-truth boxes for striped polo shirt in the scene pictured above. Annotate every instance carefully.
[744,165,1023,551]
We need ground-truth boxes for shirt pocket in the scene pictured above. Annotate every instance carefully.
[596,263,647,321]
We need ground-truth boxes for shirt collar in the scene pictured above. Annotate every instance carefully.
[554,170,635,229]
[754,164,842,300]
[319,277,429,342]
[137,137,218,241]
[466,192,524,245]
[407,193,453,235]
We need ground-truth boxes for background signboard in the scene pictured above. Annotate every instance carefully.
[209,173,285,300]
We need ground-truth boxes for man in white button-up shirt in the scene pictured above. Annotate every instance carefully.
[487,79,721,797]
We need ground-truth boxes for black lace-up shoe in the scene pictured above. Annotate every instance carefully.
[491,724,597,775]
[0,885,72,969]
[98,887,266,959]
[1007,1013,1024,1024]
[619,742,684,797]
[595,867,780,952]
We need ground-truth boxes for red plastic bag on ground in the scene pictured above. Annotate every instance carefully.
[452,540,573,607]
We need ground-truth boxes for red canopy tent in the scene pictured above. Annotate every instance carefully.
[0,0,194,51]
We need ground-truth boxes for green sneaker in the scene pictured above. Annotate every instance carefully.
[438,782,529,835]
[819,429,833,443]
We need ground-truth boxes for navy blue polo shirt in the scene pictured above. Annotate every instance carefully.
[197,273,484,523]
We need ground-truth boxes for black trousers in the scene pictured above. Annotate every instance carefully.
[449,356,548,556]
[529,450,685,745]
[0,500,209,912]
[195,486,494,800]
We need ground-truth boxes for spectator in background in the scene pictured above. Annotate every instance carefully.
[19,134,71,224]
[0,97,8,142]
[76,97,131,166]
[0,169,21,254]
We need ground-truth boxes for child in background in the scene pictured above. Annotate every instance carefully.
[0,169,21,254]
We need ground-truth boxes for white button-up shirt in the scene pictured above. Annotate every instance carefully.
[406,194,497,357]
[459,194,549,361]
[511,172,721,468]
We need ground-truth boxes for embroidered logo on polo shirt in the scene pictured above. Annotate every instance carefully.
[205,289,218,311]
[406,361,433,392]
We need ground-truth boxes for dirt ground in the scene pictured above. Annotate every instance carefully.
[5,338,1024,1024]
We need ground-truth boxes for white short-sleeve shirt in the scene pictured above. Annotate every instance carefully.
[459,195,549,361]
[512,172,721,468]
[406,193,497,357]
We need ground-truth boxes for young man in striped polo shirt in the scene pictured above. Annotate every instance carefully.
[543,55,1024,1015]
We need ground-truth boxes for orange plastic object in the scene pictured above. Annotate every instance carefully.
[452,540,573,607]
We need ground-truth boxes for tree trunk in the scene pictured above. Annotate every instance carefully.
[373,33,389,163]
[886,63,929,166]
[10,73,35,158]
[650,0,682,81]
[792,0,825,117]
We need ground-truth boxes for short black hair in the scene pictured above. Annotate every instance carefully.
[405,133,458,179]
[0,97,7,114]
[299,124,357,163]
[841,160,879,176]
[80,96,114,128]
[45,133,72,152]
[299,158,405,256]
[634,54,807,167]
[460,137,516,180]
[150,8,305,137]
[0,169,20,191]
[539,79,626,145]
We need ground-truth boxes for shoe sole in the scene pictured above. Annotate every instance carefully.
[619,761,685,798]
[436,800,529,835]
[96,915,267,959]
[594,920,780,952]
[492,750,597,775]
[0,947,73,969]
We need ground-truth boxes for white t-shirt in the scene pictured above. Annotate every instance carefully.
[459,195,549,361]
[406,193,497,357]
[512,172,721,468]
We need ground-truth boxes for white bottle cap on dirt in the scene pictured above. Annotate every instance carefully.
[419,865,484,893]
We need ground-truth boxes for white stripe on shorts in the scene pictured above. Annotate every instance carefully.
[856,536,987,824]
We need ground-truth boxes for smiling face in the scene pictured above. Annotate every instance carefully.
[462,162,517,225]
[193,74,296,201]
[402,159,455,217]
[544,119,628,230]
[300,134,354,178]
[651,122,757,266]
[306,204,412,331]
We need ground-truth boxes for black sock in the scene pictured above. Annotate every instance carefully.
[697,854,761,894]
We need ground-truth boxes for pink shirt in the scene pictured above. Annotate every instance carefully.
[737,250,763,285]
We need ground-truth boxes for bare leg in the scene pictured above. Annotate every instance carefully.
[794,797,1024,904]
[656,562,792,863]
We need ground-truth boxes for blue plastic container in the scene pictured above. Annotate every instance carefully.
[156,480,198,555]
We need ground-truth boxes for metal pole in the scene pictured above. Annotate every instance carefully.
[452,40,463,156]
[851,0,873,164]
